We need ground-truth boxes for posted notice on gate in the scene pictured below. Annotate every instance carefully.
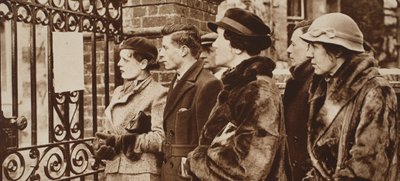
[53,32,84,93]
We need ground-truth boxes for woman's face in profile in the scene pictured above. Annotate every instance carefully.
[118,49,143,80]
[212,28,235,67]
[306,43,337,75]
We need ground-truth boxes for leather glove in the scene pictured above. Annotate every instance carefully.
[96,132,141,161]
[95,132,121,153]
[95,145,116,160]
[120,133,141,161]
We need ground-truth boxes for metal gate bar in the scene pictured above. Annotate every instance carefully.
[91,32,97,136]
[30,15,38,146]
[1,0,123,180]
[48,21,55,144]
[11,7,18,116]
[104,34,110,107]
[0,24,2,110]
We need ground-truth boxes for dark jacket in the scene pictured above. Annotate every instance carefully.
[187,56,289,181]
[283,60,313,181]
[161,60,222,181]
[305,53,399,181]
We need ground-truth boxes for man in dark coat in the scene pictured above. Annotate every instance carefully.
[158,23,222,181]
[185,8,289,180]
[283,20,313,181]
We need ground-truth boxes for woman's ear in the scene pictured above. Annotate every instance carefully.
[233,48,243,55]
[139,59,148,70]
[335,50,344,58]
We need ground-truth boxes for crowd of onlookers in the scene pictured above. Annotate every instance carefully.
[92,7,399,181]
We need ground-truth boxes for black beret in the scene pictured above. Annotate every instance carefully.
[119,37,158,60]
[208,8,271,37]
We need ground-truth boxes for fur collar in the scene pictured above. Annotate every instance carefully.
[221,56,275,90]
[289,59,314,81]
[309,53,380,107]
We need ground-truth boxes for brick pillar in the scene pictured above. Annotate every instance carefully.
[123,0,220,36]
[122,0,220,85]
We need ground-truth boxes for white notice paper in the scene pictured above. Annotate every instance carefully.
[53,32,84,93]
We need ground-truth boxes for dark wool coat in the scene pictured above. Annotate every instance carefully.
[283,59,313,181]
[187,56,289,181]
[305,53,399,181]
[161,60,222,181]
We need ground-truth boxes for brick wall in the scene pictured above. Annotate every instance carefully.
[122,0,220,85]
[123,0,219,35]
[83,37,117,137]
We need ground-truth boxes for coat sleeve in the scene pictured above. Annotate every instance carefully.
[134,89,167,153]
[195,79,223,137]
[335,86,398,180]
[187,82,284,180]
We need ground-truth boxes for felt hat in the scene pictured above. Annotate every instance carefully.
[208,8,271,37]
[300,13,364,52]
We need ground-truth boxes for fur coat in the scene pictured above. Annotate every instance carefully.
[187,56,289,181]
[102,76,167,178]
[305,53,399,181]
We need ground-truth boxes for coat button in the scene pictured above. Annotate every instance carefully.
[292,160,297,167]
[169,130,175,137]
[293,136,298,143]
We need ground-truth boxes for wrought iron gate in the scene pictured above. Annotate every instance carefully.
[0,0,122,180]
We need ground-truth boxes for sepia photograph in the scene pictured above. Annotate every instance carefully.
[0,0,399,180]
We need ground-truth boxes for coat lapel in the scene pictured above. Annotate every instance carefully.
[105,77,152,126]
[164,60,205,120]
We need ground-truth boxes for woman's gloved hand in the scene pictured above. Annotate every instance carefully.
[95,132,140,161]
[95,145,116,160]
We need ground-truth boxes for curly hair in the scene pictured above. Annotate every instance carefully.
[293,19,313,34]
[161,23,201,58]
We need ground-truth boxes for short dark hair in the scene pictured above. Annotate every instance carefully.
[322,43,354,61]
[131,51,160,70]
[223,29,271,56]
[161,23,201,58]
[201,44,213,53]
[293,19,313,34]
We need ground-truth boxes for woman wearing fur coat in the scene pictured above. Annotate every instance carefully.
[185,8,289,180]
[93,37,167,181]
[300,13,398,180]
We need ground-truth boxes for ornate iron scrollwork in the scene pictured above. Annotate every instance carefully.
[0,0,122,179]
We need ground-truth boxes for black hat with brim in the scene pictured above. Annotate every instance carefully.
[208,8,271,37]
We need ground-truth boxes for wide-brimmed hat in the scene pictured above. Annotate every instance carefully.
[300,13,364,52]
[201,32,218,45]
[208,8,271,37]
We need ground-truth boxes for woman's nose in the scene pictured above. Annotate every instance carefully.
[305,48,313,59]
[286,45,293,54]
